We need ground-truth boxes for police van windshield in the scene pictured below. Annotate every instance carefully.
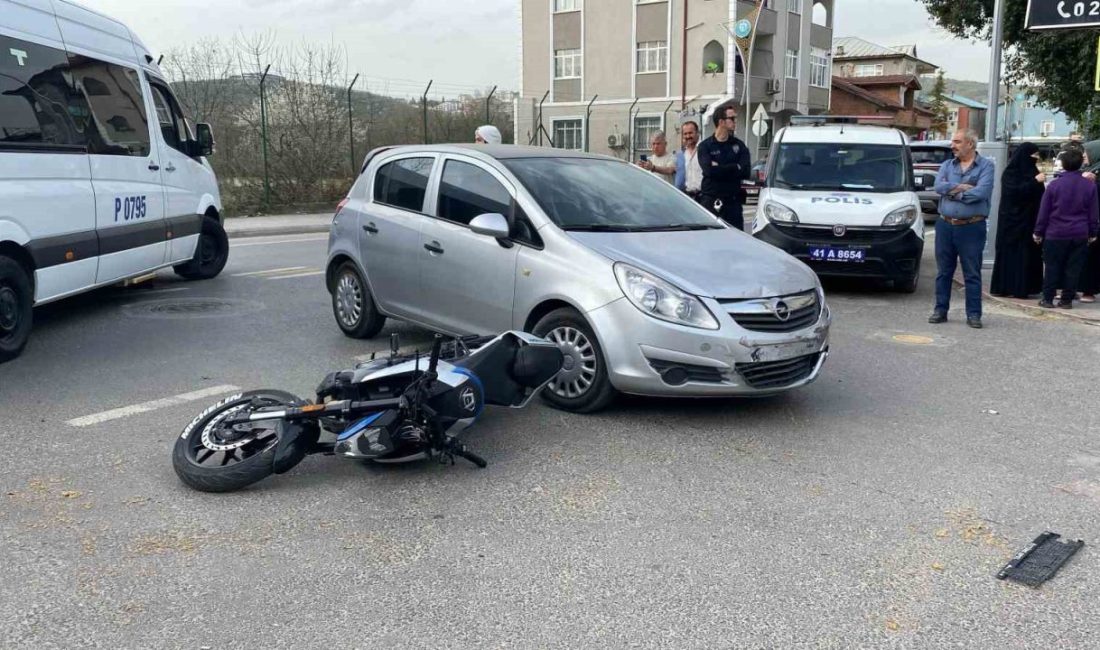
[772,143,908,193]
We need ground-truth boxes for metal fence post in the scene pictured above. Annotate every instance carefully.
[421,80,433,145]
[486,85,497,125]
[627,98,639,161]
[347,73,359,176]
[536,90,549,146]
[259,64,271,210]
[585,94,598,152]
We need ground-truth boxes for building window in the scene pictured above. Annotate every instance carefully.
[554,49,582,79]
[1040,120,1056,137]
[703,40,725,74]
[788,0,803,13]
[553,119,584,151]
[633,116,662,153]
[810,48,828,88]
[785,49,799,80]
[636,41,669,74]
[948,108,959,126]
[553,0,580,12]
[853,64,884,77]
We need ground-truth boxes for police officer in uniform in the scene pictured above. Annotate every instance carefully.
[698,103,752,230]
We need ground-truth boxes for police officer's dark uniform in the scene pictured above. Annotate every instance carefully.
[698,130,752,230]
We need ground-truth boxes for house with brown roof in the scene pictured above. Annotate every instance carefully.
[829,75,933,135]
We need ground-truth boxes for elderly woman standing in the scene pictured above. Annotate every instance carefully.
[990,142,1045,299]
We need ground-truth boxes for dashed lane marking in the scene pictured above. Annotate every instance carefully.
[66,385,242,428]
[232,266,309,277]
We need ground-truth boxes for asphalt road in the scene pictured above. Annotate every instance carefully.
[2,228,1099,648]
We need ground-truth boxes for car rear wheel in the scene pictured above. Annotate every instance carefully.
[0,256,33,363]
[332,261,385,339]
[532,308,615,413]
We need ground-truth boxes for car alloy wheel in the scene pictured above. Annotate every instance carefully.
[546,326,597,398]
[335,271,363,329]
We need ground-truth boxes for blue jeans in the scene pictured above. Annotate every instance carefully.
[935,219,987,318]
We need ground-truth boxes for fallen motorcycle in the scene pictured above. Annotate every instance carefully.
[172,331,563,492]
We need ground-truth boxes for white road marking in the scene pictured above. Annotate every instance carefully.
[232,266,309,277]
[66,384,241,428]
[230,236,328,248]
[119,287,190,296]
[269,270,324,280]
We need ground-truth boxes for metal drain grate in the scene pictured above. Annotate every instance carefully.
[123,298,265,320]
[997,532,1084,587]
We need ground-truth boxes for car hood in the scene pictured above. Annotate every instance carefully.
[764,188,917,228]
[567,229,819,299]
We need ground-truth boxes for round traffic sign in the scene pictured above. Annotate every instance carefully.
[734,19,752,39]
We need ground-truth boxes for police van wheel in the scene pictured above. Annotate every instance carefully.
[894,264,920,294]
[175,216,229,281]
[332,262,386,339]
[0,256,33,364]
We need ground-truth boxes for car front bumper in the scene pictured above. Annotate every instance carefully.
[586,295,831,397]
[755,223,924,283]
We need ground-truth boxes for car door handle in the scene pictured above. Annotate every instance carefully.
[424,242,444,255]
[148,162,160,171]
[165,163,177,173]
[362,223,379,235]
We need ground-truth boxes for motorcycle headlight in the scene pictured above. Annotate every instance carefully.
[763,200,799,224]
[613,263,719,330]
[883,206,917,228]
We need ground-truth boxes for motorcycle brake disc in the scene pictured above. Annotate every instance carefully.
[200,404,276,452]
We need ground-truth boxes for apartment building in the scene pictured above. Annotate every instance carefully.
[516,0,835,162]
[831,37,937,79]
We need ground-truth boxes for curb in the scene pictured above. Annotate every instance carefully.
[226,224,331,239]
[950,276,1100,326]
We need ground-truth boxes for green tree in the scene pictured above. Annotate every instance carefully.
[919,0,1100,130]
[929,71,950,138]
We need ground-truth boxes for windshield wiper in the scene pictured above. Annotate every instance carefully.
[560,224,635,232]
[632,224,723,232]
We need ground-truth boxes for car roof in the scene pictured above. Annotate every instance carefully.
[778,124,907,146]
[374,144,618,162]
[910,140,952,149]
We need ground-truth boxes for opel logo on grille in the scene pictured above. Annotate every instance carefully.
[832,224,847,237]
[772,299,791,321]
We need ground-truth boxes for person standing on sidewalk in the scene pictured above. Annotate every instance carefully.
[1033,148,1099,309]
[675,121,703,199]
[698,103,752,230]
[990,142,1045,299]
[929,129,995,329]
[636,132,676,184]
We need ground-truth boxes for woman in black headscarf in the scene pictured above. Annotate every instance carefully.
[990,142,1045,298]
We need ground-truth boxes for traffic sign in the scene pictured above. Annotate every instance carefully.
[1027,0,1100,30]
[752,105,769,137]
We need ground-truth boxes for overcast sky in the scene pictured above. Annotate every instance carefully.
[80,0,993,99]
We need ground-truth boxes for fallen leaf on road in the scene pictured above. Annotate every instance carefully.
[934,528,950,539]
[61,490,81,499]
[931,562,945,571]
[886,619,901,632]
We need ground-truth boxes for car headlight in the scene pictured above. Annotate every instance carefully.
[763,200,799,224]
[613,263,719,330]
[883,206,917,228]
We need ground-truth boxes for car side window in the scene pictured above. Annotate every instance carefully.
[0,34,88,152]
[437,160,511,226]
[374,157,434,212]
[67,55,151,157]
[149,81,191,155]
[512,205,543,248]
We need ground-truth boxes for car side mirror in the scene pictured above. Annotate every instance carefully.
[469,213,510,239]
[194,123,215,157]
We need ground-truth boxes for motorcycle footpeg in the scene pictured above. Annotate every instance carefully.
[453,445,488,469]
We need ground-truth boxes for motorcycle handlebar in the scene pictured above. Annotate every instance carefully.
[454,446,488,468]
[427,334,443,375]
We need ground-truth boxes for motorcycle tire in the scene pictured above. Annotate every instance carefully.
[172,389,308,493]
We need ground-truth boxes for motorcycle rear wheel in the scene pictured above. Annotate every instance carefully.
[172,390,308,493]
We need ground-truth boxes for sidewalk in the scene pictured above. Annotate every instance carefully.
[223,212,333,238]
[956,268,1100,326]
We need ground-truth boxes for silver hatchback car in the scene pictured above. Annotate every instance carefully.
[327,145,831,412]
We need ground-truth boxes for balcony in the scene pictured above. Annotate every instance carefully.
[738,1,777,37]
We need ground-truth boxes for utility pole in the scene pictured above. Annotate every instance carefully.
[980,0,1007,267]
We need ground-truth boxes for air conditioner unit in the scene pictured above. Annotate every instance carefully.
[766,78,781,95]
[607,133,627,148]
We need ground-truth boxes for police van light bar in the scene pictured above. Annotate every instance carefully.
[789,115,895,125]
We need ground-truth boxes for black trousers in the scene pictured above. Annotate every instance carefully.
[699,194,744,231]
[1042,238,1088,304]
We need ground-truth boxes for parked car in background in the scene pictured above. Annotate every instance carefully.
[909,140,953,222]
[742,160,767,204]
[327,145,831,413]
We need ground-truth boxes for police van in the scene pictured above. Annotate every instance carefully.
[752,117,924,293]
[1,0,227,362]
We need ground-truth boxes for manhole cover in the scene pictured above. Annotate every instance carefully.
[892,334,934,345]
[123,298,265,320]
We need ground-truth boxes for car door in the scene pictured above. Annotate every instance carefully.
[66,52,167,283]
[358,155,436,320]
[418,156,519,335]
[146,76,203,264]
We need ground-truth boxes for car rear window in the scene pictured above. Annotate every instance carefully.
[373,157,434,212]
[910,147,952,165]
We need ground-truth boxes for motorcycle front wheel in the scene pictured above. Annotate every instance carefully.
[172,390,308,493]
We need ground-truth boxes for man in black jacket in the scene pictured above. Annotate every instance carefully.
[698,103,752,230]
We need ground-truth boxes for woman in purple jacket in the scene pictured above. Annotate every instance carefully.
[1034,148,1100,309]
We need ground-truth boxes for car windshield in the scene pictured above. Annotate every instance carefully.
[502,157,723,231]
[772,142,908,193]
[910,147,952,165]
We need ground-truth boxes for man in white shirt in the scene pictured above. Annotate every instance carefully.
[636,131,676,184]
[675,121,702,198]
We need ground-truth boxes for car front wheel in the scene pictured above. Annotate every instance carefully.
[532,308,615,413]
